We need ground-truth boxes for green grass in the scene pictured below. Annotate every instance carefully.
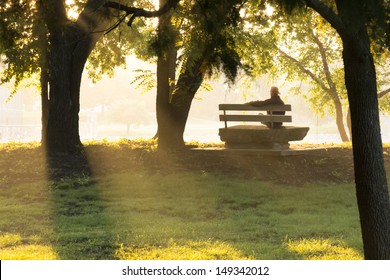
[0,168,363,260]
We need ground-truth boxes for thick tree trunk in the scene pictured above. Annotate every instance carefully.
[156,51,179,149]
[157,49,205,149]
[341,26,390,259]
[155,47,177,146]
[46,28,82,153]
[42,0,115,154]
[169,63,205,143]
[156,0,180,149]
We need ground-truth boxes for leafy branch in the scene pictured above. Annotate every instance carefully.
[104,0,180,32]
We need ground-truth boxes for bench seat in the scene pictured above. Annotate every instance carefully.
[219,125,310,149]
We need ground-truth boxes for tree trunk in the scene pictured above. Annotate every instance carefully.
[40,66,49,145]
[46,28,82,153]
[346,106,352,139]
[37,14,49,146]
[169,61,205,144]
[42,0,115,154]
[157,48,205,149]
[339,14,390,259]
[333,99,349,142]
[156,0,180,149]
[156,51,175,149]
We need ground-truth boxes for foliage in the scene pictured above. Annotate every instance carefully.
[244,4,390,116]
[0,1,43,97]
[130,69,157,94]
[239,1,390,143]
[180,0,246,83]
[86,0,157,82]
[147,0,249,87]
[0,0,159,95]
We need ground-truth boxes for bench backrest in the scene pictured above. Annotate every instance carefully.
[219,104,292,128]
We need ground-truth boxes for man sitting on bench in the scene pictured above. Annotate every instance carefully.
[246,86,285,128]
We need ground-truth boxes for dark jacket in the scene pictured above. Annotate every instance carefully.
[247,95,285,128]
[247,94,284,107]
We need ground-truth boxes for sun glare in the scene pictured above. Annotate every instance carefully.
[66,0,78,20]
[152,0,160,8]
[265,4,274,16]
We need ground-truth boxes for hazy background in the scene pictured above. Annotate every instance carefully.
[1,56,389,144]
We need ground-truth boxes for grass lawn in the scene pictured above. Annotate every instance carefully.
[1,140,388,260]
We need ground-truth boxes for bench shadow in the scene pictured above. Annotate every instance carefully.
[46,148,117,259]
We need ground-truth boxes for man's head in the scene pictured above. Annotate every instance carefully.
[270,86,279,97]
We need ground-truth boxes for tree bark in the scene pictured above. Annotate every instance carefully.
[342,35,390,260]
[46,27,81,153]
[336,0,390,259]
[156,41,205,149]
[42,0,116,154]
[168,59,205,145]
[155,0,179,149]
[36,4,49,146]
[40,65,49,145]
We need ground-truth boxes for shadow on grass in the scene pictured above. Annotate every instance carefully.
[39,143,362,260]
[46,148,117,259]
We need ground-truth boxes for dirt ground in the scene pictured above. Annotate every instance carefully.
[2,143,390,186]
[65,144,390,185]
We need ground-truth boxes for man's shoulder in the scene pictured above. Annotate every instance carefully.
[273,95,284,104]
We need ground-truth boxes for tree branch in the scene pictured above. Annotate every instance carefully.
[104,0,179,26]
[277,47,330,93]
[308,27,337,93]
[378,88,390,99]
[304,0,345,35]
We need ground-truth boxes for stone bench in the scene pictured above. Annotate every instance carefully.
[219,104,310,149]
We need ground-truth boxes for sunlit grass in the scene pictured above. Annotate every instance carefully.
[0,141,41,151]
[0,171,364,260]
[115,240,252,260]
[0,234,58,260]
[0,140,371,260]
[286,238,362,260]
[84,138,158,151]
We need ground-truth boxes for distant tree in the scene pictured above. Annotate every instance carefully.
[273,0,390,259]
[270,11,350,141]
[239,5,390,142]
